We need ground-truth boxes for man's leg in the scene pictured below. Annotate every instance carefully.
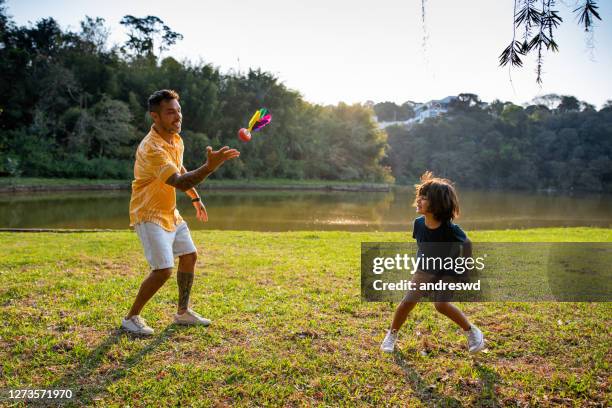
[126,268,173,319]
[177,252,197,314]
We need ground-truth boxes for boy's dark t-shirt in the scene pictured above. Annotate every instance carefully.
[412,216,467,275]
[412,216,467,243]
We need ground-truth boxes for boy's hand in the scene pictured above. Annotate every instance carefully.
[205,146,240,173]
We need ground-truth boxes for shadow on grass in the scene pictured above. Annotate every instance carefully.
[47,325,181,406]
[393,349,502,408]
[471,359,502,408]
[393,349,462,408]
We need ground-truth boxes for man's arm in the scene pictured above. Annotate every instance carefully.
[165,146,240,192]
[166,163,213,192]
[180,165,201,200]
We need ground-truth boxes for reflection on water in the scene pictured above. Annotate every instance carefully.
[0,188,610,231]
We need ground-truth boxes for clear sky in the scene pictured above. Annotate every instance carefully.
[5,0,612,107]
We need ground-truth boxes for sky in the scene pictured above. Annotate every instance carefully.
[5,0,612,108]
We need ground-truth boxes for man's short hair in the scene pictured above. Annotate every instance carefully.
[147,89,180,112]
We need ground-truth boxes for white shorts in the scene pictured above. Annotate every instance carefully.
[134,221,197,270]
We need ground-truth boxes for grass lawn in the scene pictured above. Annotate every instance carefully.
[0,228,610,406]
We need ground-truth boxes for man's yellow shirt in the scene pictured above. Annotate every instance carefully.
[129,125,184,231]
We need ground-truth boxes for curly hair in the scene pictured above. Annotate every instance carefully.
[413,171,460,222]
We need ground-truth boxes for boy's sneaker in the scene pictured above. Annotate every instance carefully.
[381,329,398,353]
[174,308,211,326]
[121,315,154,336]
[464,325,485,353]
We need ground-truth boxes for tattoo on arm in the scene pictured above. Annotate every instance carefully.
[177,271,194,311]
[165,164,213,191]
[180,166,199,199]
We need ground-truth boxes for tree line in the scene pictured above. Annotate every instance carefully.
[385,94,612,192]
[0,6,390,182]
[1,5,610,192]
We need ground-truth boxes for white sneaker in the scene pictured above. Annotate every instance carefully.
[174,308,211,326]
[381,329,398,353]
[465,325,485,353]
[121,315,154,336]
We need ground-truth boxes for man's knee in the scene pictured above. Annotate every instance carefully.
[179,251,197,266]
[153,267,173,281]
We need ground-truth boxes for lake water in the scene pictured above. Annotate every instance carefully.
[0,189,611,231]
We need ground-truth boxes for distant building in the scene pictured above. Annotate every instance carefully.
[376,96,457,129]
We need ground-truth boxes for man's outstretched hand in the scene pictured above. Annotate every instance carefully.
[205,146,240,173]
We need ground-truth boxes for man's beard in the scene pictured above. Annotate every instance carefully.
[163,121,181,133]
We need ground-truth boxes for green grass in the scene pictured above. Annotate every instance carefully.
[0,228,610,406]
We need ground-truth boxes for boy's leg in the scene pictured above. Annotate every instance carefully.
[433,302,471,330]
[126,268,173,318]
[435,302,485,352]
[389,270,432,331]
[177,252,197,314]
[391,300,418,331]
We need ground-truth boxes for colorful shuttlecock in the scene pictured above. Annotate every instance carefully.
[238,108,272,142]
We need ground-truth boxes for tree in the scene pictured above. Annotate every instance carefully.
[580,101,596,112]
[119,15,183,59]
[79,16,110,53]
[487,99,509,117]
[374,102,400,122]
[525,104,551,121]
[600,100,612,113]
[0,0,8,33]
[557,96,580,113]
[373,101,415,122]
[500,103,526,126]
[399,102,416,120]
[531,94,561,110]
[448,93,484,112]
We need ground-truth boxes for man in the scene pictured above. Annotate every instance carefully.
[123,89,240,335]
